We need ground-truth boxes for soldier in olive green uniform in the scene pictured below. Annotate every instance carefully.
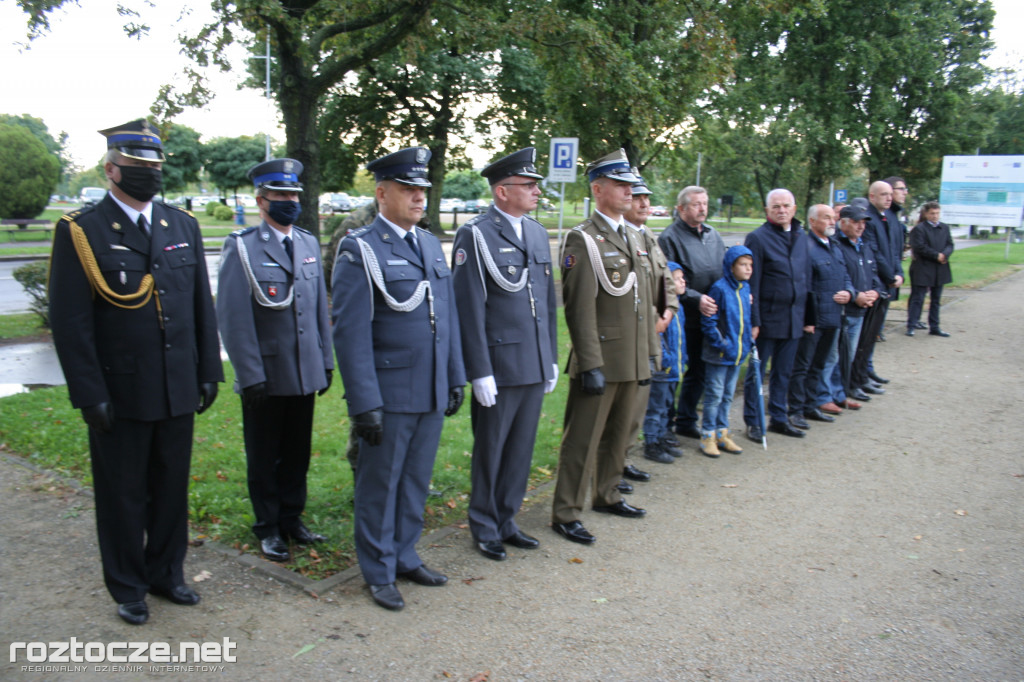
[551,150,652,546]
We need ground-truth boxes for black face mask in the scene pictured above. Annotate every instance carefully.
[265,199,302,227]
[113,163,162,203]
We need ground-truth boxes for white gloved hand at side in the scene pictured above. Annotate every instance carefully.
[472,375,498,407]
[545,363,559,394]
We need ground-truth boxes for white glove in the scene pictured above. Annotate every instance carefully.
[545,363,559,394]
[471,375,498,407]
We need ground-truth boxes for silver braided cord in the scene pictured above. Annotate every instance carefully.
[235,235,294,309]
[472,225,529,293]
[356,237,433,313]
[577,229,638,309]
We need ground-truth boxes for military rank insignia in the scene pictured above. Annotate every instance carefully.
[455,248,467,266]
[163,242,190,251]
[612,272,621,283]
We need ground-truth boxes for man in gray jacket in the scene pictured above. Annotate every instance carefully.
[217,158,334,563]
[656,186,726,439]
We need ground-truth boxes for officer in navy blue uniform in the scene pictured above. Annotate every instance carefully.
[48,120,222,625]
[217,159,334,563]
[331,147,466,611]
[451,148,558,562]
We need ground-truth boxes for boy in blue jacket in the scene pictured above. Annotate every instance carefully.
[643,262,687,461]
[699,245,754,457]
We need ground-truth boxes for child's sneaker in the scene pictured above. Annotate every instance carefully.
[717,428,743,454]
[700,432,721,458]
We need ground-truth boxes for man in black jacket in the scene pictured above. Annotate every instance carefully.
[906,201,954,337]
[656,186,725,439]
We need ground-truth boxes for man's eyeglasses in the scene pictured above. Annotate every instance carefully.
[501,182,539,189]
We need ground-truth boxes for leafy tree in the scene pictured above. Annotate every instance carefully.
[161,123,204,195]
[443,170,487,201]
[0,124,61,219]
[0,114,71,173]
[202,136,266,199]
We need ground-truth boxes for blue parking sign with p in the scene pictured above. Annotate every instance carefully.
[548,137,578,183]
[835,189,847,203]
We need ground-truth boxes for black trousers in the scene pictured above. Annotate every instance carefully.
[89,413,194,603]
[673,325,707,431]
[242,393,315,539]
[852,302,884,389]
[789,327,839,416]
[907,284,944,331]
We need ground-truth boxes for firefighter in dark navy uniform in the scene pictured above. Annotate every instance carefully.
[48,119,222,626]
[451,147,558,562]
[331,147,466,611]
[217,158,334,563]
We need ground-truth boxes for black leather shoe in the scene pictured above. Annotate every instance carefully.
[849,387,872,401]
[658,436,684,458]
[476,540,507,561]
[643,442,674,464]
[868,371,890,384]
[283,523,327,544]
[370,583,404,611]
[929,329,950,337]
[862,383,886,395]
[503,530,539,549]
[804,408,835,423]
[260,534,290,562]
[552,521,596,545]
[674,424,702,439]
[746,425,764,442]
[788,414,810,430]
[117,601,149,625]
[616,479,634,494]
[768,420,806,438]
[149,584,200,605]
[399,564,448,586]
[905,329,915,337]
[592,500,647,518]
[914,321,927,329]
[622,464,650,482]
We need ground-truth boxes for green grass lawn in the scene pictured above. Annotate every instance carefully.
[0,316,571,579]
[0,313,47,340]
[946,241,1024,288]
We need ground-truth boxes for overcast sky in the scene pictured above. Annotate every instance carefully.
[1,0,1021,170]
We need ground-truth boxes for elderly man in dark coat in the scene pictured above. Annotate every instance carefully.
[905,201,954,337]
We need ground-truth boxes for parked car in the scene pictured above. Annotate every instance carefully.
[439,198,467,213]
[464,199,489,213]
[649,205,668,216]
[232,193,257,208]
[79,187,107,208]
[319,193,353,214]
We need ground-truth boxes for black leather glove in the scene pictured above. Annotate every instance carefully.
[198,382,219,414]
[81,402,114,433]
[444,385,465,417]
[241,382,265,410]
[318,369,333,396]
[352,408,384,447]
[580,367,606,395]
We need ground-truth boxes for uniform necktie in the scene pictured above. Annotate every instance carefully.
[137,214,149,238]
[405,232,421,260]
[283,235,293,261]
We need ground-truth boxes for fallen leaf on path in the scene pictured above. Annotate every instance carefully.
[913,535,923,541]
[462,576,485,585]
[446,499,457,509]
[292,644,316,658]
[592,597,607,603]
[954,509,968,516]
[468,672,490,682]
[456,523,468,529]
[722,484,738,488]
[192,570,213,583]
[569,557,583,564]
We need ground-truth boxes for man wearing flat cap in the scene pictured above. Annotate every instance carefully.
[451,147,558,562]
[217,158,334,563]
[48,119,222,625]
[551,149,652,546]
[331,146,466,610]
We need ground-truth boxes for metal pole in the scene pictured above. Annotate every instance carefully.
[828,180,835,205]
[557,182,566,252]
[696,152,702,186]
[265,31,271,161]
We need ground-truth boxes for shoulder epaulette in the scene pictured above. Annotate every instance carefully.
[163,203,195,219]
[346,225,371,239]
[462,214,485,229]
[62,209,85,222]
[230,226,257,237]
[293,225,314,237]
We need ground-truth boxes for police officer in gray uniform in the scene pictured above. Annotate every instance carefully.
[451,148,559,562]
[332,147,466,611]
[217,159,334,563]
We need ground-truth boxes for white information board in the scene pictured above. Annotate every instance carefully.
[939,155,1024,227]
[548,138,579,183]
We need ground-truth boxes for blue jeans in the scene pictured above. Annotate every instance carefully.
[644,380,677,442]
[702,363,740,434]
